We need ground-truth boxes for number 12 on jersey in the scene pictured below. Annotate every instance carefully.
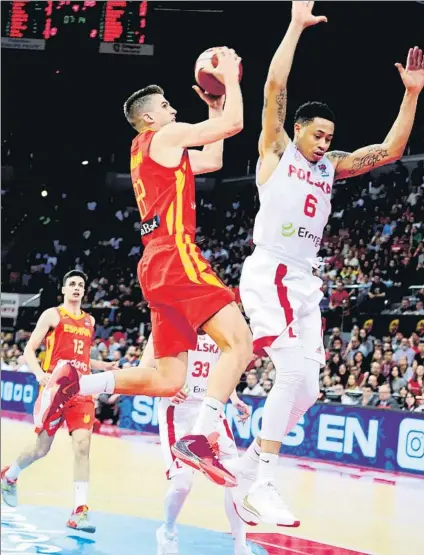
[73,339,84,355]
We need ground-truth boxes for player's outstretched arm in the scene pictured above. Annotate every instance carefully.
[259,1,327,174]
[329,47,424,180]
[23,308,60,385]
[156,48,243,149]
[188,89,225,175]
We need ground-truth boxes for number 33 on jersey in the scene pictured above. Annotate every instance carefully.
[185,333,220,401]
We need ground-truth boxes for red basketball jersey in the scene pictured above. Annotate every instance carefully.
[130,130,196,247]
[43,307,93,375]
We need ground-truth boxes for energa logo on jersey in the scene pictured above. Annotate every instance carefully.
[281,223,322,247]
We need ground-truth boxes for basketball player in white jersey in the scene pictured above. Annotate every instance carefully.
[139,331,253,555]
[234,1,424,527]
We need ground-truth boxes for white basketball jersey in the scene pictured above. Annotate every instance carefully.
[253,141,335,264]
[184,333,221,403]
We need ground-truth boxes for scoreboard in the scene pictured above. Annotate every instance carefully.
[1,1,153,54]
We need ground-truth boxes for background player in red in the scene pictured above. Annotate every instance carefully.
[1,270,117,532]
[40,48,253,487]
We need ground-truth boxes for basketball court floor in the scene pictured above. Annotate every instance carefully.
[1,414,423,555]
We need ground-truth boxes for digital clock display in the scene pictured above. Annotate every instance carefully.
[2,1,150,44]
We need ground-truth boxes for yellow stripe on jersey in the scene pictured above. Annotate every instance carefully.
[186,235,207,273]
[185,235,223,288]
[175,168,200,284]
[166,202,175,235]
[130,151,143,170]
[198,270,224,288]
[43,330,56,372]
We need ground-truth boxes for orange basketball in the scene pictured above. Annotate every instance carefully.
[194,47,243,97]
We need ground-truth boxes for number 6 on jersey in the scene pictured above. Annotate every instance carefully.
[304,194,318,218]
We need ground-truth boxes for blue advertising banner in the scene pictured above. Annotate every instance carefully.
[1,370,38,414]
[119,395,424,476]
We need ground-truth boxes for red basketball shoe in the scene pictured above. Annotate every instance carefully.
[171,434,237,487]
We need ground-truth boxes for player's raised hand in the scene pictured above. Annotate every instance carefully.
[395,47,424,95]
[192,85,225,112]
[291,1,327,29]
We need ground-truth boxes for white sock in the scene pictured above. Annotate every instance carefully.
[74,481,89,510]
[225,488,246,549]
[257,453,279,484]
[80,372,115,395]
[191,397,224,436]
[5,462,22,481]
[164,473,192,534]
[241,439,261,467]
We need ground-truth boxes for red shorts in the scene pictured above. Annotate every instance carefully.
[138,237,235,358]
[35,394,95,437]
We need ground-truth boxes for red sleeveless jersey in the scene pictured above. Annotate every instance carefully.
[130,130,196,247]
[43,307,93,375]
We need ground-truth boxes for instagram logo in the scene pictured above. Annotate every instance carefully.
[397,418,424,473]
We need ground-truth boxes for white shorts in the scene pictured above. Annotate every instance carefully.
[158,399,238,479]
[240,248,325,366]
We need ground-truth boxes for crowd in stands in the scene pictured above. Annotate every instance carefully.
[2,160,424,421]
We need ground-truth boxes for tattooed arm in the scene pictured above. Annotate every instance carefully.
[328,92,417,179]
[258,27,297,161]
[329,47,424,180]
[258,2,327,184]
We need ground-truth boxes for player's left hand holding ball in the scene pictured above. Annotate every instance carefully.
[192,85,225,113]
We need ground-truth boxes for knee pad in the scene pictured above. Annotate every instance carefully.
[299,357,320,408]
[169,469,193,494]
[265,346,306,389]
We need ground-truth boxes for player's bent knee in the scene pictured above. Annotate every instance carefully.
[156,357,187,396]
[34,444,51,459]
[169,470,193,494]
[204,302,253,362]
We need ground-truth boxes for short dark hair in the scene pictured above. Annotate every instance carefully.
[62,270,88,286]
[294,101,335,125]
[123,85,164,128]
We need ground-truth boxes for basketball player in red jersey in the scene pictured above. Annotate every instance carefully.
[39,47,253,487]
[1,270,117,532]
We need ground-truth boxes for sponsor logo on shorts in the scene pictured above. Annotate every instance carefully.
[56,358,88,373]
[140,215,160,237]
[281,223,322,248]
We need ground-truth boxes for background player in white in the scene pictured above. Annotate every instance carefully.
[236,1,424,527]
[140,331,253,555]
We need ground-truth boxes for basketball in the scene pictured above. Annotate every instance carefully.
[194,47,243,97]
